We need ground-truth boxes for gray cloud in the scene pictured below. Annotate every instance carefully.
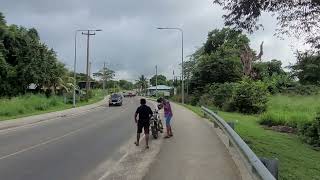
[0,0,298,81]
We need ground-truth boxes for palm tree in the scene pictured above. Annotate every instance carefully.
[136,75,148,95]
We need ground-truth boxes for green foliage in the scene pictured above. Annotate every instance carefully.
[135,75,148,94]
[150,74,167,86]
[259,95,320,128]
[208,83,235,108]
[288,84,320,95]
[298,113,320,147]
[252,59,286,80]
[93,66,115,83]
[0,94,65,117]
[0,13,67,96]
[232,77,269,114]
[291,52,320,85]
[119,80,134,90]
[214,0,320,50]
[186,105,320,179]
[190,28,246,92]
[0,89,105,120]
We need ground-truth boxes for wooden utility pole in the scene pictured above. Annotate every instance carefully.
[82,30,96,96]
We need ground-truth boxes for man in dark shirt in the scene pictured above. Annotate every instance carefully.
[134,98,153,149]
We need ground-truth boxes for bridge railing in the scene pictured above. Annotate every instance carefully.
[201,106,276,180]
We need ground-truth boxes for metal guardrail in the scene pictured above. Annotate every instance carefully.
[201,106,276,180]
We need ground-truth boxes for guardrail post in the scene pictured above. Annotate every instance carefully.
[259,157,279,180]
[227,122,235,130]
[213,121,218,128]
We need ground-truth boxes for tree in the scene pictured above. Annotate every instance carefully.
[0,13,68,96]
[240,41,263,77]
[93,66,115,90]
[291,51,320,85]
[252,59,286,80]
[150,74,167,86]
[214,0,320,50]
[119,80,134,90]
[189,28,247,92]
[136,75,148,94]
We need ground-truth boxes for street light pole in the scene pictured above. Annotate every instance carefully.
[157,27,184,104]
[73,29,102,107]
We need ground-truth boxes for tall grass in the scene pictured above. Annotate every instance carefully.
[0,89,106,120]
[259,94,320,127]
[0,94,66,118]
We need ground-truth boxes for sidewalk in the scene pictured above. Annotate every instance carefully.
[143,102,241,180]
[0,96,108,131]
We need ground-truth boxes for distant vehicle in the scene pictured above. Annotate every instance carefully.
[109,93,123,106]
[123,91,136,97]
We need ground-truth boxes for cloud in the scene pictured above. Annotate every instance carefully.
[0,0,298,81]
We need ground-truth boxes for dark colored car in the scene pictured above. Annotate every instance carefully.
[109,93,123,106]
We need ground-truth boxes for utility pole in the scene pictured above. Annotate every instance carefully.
[103,62,106,94]
[89,61,92,90]
[82,30,96,96]
[155,65,158,97]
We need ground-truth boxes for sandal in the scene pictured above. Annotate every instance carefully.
[134,142,139,146]
[145,146,149,149]
[164,136,171,139]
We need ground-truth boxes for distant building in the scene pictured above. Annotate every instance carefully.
[147,85,173,97]
[78,81,97,89]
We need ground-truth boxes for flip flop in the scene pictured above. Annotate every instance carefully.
[164,136,171,139]
[134,142,139,146]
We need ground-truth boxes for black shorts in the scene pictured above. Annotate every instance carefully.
[137,120,150,134]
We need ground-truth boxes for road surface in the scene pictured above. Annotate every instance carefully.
[144,102,240,180]
[0,97,141,180]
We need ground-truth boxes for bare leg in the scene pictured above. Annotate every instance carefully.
[135,133,140,146]
[168,125,173,136]
[145,133,149,148]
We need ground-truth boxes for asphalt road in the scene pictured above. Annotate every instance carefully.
[0,97,142,180]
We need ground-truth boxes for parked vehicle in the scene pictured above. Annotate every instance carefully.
[150,109,163,139]
[109,93,123,106]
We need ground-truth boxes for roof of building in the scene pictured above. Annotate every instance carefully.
[147,85,173,90]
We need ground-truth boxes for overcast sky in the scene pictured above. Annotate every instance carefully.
[0,0,301,81]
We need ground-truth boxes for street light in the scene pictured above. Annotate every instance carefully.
[157,27,184,104]
[73,29,102,108]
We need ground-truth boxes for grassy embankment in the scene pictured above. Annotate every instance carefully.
[182,94,320,180]
[0,89,106,121]
[259,94,320,127]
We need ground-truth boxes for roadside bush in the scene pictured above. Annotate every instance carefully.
[283,84,320,95]
[298,113,320,147]
[208,83,235,108]
[185,95,198,106]
[232,78,269,114]
[198,93,214,106]
[170,95,182,103]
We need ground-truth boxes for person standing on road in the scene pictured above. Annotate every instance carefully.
[134,98,153,149]
[157,97,173,138]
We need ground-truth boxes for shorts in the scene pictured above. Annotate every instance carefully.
[137,120,150,134]
[165,115,172,126]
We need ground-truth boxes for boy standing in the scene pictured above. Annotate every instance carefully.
[134,98,153,149]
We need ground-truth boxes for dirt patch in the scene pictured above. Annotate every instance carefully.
[265,125,297,134]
